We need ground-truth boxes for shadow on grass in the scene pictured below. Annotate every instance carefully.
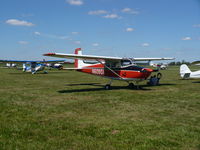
[9,72,48,75]
[58,86,152,93]
[58,82,177,93]
[142,83,176,88]
[57,83,177,93]
[192,81,200,83]
[47,71,69,74]
[65,83,101,86]
[179,78,200,83]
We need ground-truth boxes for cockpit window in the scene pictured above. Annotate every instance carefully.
[121,60,132,66]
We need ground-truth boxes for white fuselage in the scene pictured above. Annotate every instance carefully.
[23,64,45,74]
[189,70,200,79]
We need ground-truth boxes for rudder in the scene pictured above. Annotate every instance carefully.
[180,64,191,79]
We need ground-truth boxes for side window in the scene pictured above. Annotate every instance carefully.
[121,60,132,66]
[105,61,120,68]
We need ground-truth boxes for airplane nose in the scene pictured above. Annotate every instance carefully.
[146,68,154,72]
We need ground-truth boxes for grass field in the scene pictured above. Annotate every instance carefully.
[0,66,200,150]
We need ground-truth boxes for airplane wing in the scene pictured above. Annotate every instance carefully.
[43,53,174,61]
[0,59,65,63]
[43,53,122,61]
[132,58,175,61]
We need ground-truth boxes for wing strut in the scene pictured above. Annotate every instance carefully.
[96,60,124,80]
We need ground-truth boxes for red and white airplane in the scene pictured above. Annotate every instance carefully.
[44,48,174,89]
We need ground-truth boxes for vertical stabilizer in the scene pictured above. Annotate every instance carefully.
[74,48,90,69]
[180,64,191,79]
[23,63,26,72]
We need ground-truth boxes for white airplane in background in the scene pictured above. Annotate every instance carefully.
[135,61,168,70]
[6,63,17,68]
[180,64,200,79]
[46,62,63,70]
[149,62,168,70]
[0,59,65,74]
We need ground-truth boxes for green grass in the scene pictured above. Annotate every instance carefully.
[0,66,200,150]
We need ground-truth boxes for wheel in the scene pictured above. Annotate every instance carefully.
[128,83,135,88]
[157,73,162,79]
[105,84,111,90]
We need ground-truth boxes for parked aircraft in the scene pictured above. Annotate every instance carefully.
[44,48,174,89]
[6,63,17,68]
[46,63,63,70]
[180,64,200,79]
[0,60,65,74]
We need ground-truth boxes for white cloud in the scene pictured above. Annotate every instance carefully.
[126,27,134,32]
[6,19,34,26]
[34,31,41,35]
[74,41,81,44]
[18,41,29,45]
[34,32,69,40]
[88,10,108,15]
[103,14,120,19]
[66,0,83,6]
[59,36,69,40]
[21,13,34,17]
[182,37,192,40]
[193,24,200,28]
[71,32,79,35]
[121,8,139,15]
[92,43,99,47]
[141,43,150,47]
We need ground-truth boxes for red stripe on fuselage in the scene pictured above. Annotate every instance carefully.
[78,63,152,80]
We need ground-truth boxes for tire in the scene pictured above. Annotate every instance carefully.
[105,84,111,90]
[157,73,162,79]
[128,83,135,88]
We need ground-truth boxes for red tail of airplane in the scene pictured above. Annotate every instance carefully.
[74,48,81,68]
[74,48,93,69]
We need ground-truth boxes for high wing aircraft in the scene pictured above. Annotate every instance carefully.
[180,64,200,79]
[44,48,174,89]
[0,59,65,74]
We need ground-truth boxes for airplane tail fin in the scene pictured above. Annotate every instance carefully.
[180,64,191,79]
[74,48,87,69]
[23,63,26,72]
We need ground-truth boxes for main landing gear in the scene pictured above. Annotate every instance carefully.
[105,80,113,90]
[104,80,141,90]
[105,84,111,90]
[128,82,141,90]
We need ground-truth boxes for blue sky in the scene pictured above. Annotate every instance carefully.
[0,0,200,61]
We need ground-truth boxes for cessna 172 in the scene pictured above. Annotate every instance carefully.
[0,59,65,74]
[180,64,200,79]
[44,48,174,89]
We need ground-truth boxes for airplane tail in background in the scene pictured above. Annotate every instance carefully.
[180,64,191,79]
[23,63,26,72]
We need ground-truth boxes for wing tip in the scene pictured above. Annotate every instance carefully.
[43,53,56,56]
